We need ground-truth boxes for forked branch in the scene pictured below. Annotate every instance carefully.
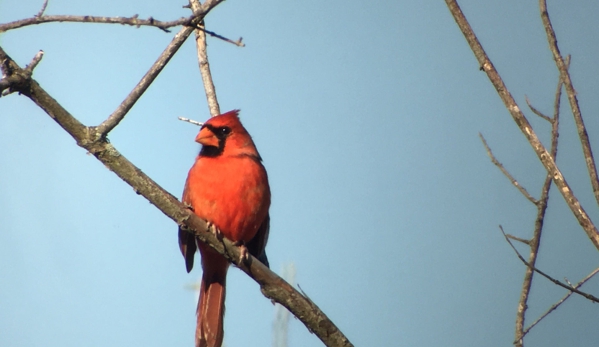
[445,0,599,251]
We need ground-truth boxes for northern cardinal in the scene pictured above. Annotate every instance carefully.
[178,110,271,347]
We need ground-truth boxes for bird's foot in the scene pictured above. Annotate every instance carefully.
[206,221,223,240]
[233,241,250,265]
[183,202,194,212]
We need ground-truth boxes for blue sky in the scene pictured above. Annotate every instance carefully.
[1,1,599,346]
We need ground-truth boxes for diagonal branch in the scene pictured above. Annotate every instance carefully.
[445,0,599,251]
[95,25,195,136]
[539,0,599,208]
[520,266,599,340]
[500,226,599,304]
[95,0,223,136]
[524,96,551,123]
[35,0,49,18]
[0,46,354,347]
[479,133,538,205]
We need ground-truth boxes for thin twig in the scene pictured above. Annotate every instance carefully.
[189,0,221,116]
[95,25,194,136]
[479,133,538,205]
[178,116,203,126]
[506,234,530,245]
[24,50,44,74]
[35,0,49,18]
[520,267,599,340]
[500,226,599,303]
[0,14,195,33]
[445,0,599,250]
[95,0,225,136]
[540,0,599,208]
[513,55,564,347]
[194,25,245,47]
[0,49,42,96]
[524,96,551,122]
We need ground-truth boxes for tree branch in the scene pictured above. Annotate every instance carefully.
[0,49,43,96]
[189,0,221,117]
[524,96,551,123]
[445,0,599,251]
[0,13,197,33]
[500,226,599,304]
[35,0,49,18]
[520,266,599,341]
[479,133,538,205]
[539,0,599,208]
[95,25,195,136]
[95,0,223,136]
[514,78,561,346]
[0,46,354,347]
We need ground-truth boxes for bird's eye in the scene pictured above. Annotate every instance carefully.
[218,127,232,136]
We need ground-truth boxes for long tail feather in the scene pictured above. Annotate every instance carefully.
[196,246,228,347]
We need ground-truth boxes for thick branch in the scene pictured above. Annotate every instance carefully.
[539,0,599,208]
[445,0,599,251]
[0,47,353,347]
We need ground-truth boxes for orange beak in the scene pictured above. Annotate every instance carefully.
[195,127,219,147]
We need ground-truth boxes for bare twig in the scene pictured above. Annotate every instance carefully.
[95,0,223,136]
[24,50,44,74]
[178,116,203,126]
[189,0,220,116]
[540,0,599,208]
[520,267,599,340]
[35,0,49,18]
[95,25,195,136]
[0,14,197,33]
[0,45,354,347]
[479,133,538,205]
[505,234,530,245]
[194,25,245,47]
[513,57,565,347]
[524,96,551,122]
[500,226,599,303]
[445,0,599,251]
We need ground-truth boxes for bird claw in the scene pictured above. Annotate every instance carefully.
[233,241,250,265]
[206,221,223,240]
[183,202,195,212]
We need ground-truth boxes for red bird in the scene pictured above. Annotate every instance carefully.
[178,110,271,347]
